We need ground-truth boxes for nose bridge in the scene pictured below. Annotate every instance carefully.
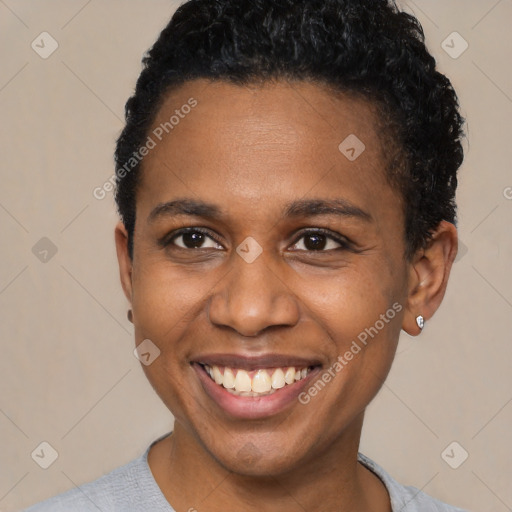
[207,244,299,336]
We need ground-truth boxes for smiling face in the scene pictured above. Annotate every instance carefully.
[116,78,417,476]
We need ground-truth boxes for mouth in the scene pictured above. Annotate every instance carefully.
[191,354,322,419]
[200,363,315,397]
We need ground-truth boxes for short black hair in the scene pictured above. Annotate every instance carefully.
[114,0,465,260]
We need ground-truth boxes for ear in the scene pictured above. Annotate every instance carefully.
[402,220,458,336]
[114,221,133,304]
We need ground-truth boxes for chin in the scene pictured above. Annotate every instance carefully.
[204,433,310,477]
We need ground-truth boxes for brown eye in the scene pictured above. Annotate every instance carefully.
[302,233,328,250]
[167,228,223,250]
[290,229,349,252]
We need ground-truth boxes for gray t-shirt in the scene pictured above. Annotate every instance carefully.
[23,432,468,511]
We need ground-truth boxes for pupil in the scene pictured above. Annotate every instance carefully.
[183,232,204,248]
[305,234,326,250]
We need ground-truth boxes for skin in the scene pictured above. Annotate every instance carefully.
[115,78,458,512]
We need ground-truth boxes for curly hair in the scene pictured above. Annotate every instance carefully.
[114,0,465,261]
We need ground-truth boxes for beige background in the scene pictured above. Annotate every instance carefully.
[1,1,511,511]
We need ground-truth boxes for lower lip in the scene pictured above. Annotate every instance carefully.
[192,363,321,420]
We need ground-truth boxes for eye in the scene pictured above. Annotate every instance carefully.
[162,227,351,252]
[165,228,223,250]
[289,229,350,252]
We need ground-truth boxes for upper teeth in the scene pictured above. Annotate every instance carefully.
[203,365,311,396]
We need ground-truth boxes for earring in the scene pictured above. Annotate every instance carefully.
[416,315,424,330]
[127,309,133,323]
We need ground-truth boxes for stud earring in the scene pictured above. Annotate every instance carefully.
[416,315,424,330]
[127,309,133,323]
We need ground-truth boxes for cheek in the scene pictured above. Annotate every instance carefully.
[131,260,210,339]
[129,263,208,402]
[130,262,205,419]
[301,264,401,341]
[298,265,403,396]
[299,272,402,416]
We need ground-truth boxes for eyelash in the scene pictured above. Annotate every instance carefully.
[162,227,351,252]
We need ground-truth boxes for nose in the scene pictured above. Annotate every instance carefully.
[207,251,300,337]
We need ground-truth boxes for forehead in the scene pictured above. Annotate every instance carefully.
[137,78,399,220]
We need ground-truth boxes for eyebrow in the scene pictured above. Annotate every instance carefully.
[148,199,223,224]
[283,198,372,222]
[147,197,372,224]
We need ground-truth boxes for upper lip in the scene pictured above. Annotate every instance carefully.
[192,353,322,370]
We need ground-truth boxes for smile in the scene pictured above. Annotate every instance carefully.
[192,355,322,419]
[201,364,314,397]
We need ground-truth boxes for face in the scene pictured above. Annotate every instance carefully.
[118,79,414,476]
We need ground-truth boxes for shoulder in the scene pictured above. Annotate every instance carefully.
[22,456,152,512]
[23,434,174,512]
[357,452,469,512]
